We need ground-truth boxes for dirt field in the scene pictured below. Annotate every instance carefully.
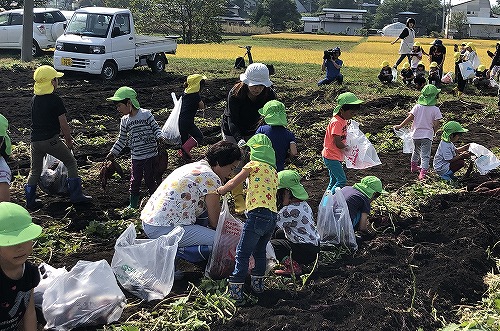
[1,67,499,331]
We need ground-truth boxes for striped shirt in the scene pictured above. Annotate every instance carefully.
[110,108,162,160]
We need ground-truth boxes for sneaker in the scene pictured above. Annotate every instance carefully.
[274,257,302,276]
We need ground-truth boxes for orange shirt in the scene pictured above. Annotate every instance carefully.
[321,115,347,161]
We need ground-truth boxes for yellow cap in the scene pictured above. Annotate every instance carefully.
[381,61,390,67]
[33,65,64,96]
[402,62,410,69]
[477,64,486,71]
[430,61,438,68]
[184,74,207,94]
[413,41,421,47]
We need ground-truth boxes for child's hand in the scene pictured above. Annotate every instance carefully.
[394,124,402,131]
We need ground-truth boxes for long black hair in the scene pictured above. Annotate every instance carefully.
[0,136,9,159]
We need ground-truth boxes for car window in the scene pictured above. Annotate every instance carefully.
[0,13,8,26]
[113,14,130,36]
[10,13,23,25]
[33,11,66,23]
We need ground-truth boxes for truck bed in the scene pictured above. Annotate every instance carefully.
[135,35,178,56]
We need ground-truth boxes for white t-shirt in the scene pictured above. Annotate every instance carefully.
[410,50,423,69]
[410,104,443,140]
[433,140,456,175]
[0,157,11,185]
[276,201,320,245]
[140,160,221,227]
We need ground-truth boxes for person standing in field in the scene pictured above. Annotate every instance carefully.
[391,18,416,69]
[429,39,447,78]
[394,84,443,180]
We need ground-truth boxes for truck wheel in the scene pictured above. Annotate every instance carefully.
[149,54,166,73]
[32,40,42,57]
[101,61,117,81]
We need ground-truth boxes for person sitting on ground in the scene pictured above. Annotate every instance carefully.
[487,41,500,80]
[178,74,207,161]
[414,61,427,90]
[0,114,12,202]
[0,202,43,330]
[472,64,490,88]
[271,170,320,276]
[255,100,297,172]
[400,62,414,85]
[318,47,343,86]
[428,61,441,87]
[106,86,164,209]
[433,121,471,181]
[378,61,393,84]
[341,176,387,237]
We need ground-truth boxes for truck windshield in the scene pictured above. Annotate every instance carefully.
[65,13,112,38]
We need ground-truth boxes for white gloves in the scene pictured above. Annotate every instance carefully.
[237,139,246,147]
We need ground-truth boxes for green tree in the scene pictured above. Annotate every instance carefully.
[319,0,357,9]
[252,0,301,31]
[448,11,468,39]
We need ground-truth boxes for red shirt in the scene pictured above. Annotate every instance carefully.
[322,115,347,161]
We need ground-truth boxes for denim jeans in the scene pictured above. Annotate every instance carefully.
[411,138,432,170]
[323,157,346,191]
[230,208,277,283]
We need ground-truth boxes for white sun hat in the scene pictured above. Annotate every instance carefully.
[240,63,272,87]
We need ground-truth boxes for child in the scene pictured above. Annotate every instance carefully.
[454,51,466,97]
[26,65,91,211]
[106,86,163,209]
[216,134,278,303]
[433,121,471,181]
[473,64,489,88]
[487,42,500,79]
[414,61,427,90]
[464,42,480,70]
[428,61,441,87]
[322,92,363,191]
[378,61,393,84]
[429,39,446,78]
[400,62,414,85]
[178,74,206,160]
[0,114,11,202]
[255,100,297,171]
[271,170,320,276]
[341,176,387,236]
[318,47,343,86]
[410,41,427,71]
[0,202,43,330]
[394,84,443,180]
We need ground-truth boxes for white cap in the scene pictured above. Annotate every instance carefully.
[240,63,272,87]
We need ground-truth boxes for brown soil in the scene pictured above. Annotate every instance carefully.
[2,67,500,331]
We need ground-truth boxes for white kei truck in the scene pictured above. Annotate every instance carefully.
[53,7,178,80]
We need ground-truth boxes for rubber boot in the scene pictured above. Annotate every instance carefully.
[228,282,244,303]
[24,184,43,211]
[231,182,245,214]
[274,257,303,277]
[250,275,265,293]
[67,177,92,203]
[440,170,455,181]
[128,193,140,209]
[418,168,428,181]
[178,137,198,161]
[410,162,421,173]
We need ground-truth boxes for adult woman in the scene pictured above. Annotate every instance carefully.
[0,114,12,202]
[140,141,241,249]
[221,63,276,145]
[221,62,276,213]
[391,18,416,69]
[429,39,447,78]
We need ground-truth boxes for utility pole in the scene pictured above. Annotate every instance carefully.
[21,0,34,62]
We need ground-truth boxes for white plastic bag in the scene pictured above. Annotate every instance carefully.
[205,197,255,279]
[393,128,414,153]
[468,143,500,175]
[39,154,68,195]
[42,260,126,331]
[160,92,182,146]
[34,263,68,309]
[441,72,453,84]
[111,224,184,301]
[344,120,382,169]
[489,79,499,88]
[459,61,475,79]
[317,188,357,251]
[391,67,397,82]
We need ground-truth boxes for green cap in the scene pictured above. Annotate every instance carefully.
[417,84,441,106]
[353,176,387,199]
[107,86,140,109]
[0,202,42,247]
[258,100,287,126]
[333,92,363,115]
[0,114,12,155]
[441,121,468,142]
[246,133,276,168]
[278,170,309,200]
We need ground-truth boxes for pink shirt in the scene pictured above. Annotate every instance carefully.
[410,104,442,140]
[322,115,347,161]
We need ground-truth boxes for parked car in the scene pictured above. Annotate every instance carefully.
[0,8,67,56]
[60,10,75,21]
[53,7,177,80]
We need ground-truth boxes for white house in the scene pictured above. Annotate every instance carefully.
[444,0,500,38]
[301,8,367,35]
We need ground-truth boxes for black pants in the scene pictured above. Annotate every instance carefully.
[378,74,392,83]
[179,118,203,145]
[271,229,319,265]
[395,54,411,67]
[455,63,466,92]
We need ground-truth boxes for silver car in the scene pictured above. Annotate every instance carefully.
[0,8,67,56]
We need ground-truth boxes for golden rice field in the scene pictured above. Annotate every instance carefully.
[177,33,497,73]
